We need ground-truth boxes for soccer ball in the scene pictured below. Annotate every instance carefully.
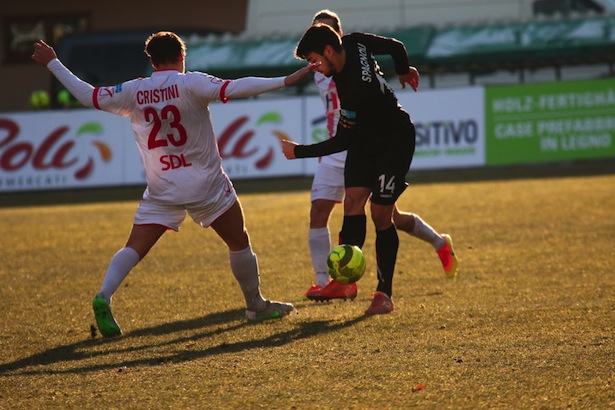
[30,90,50,110]
[327,244,366,284]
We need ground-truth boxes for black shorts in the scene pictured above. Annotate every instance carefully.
[344,123,416,205]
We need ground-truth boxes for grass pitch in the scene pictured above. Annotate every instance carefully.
[0,163,613,409]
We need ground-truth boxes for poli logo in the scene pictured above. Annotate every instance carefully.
[258,112,290,168]
[218,111,289,169]
[73,122,112,179]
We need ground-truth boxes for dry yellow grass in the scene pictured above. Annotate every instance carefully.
[0,165,613,409]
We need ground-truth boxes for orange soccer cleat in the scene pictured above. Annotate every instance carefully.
[305,280,357,302]
[364,291,394,316]
[437,234,459,278]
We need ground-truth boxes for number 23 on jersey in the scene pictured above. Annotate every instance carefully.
[145,105,192,171]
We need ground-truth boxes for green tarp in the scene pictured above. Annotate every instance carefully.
[185,26,434,78]
[426,16,615,69]
[184,16,615,78]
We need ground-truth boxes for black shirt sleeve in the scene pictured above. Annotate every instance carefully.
[294,127,352,158]
[350,32,410,75]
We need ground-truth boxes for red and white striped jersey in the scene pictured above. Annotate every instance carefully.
[314,72,346,168]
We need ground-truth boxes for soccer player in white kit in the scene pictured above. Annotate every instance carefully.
[32,31,317,336]
[303,10,459,303]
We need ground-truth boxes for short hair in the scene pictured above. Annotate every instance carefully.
[144,31,186,67]
[295,24,342,60]
[312,9,341,34]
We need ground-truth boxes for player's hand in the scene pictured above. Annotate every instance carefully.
[31,40,57,66]
[399,66,419,92]
[284,62,321,86]
[280,139,298,159]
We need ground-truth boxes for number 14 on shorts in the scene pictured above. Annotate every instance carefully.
[378,174,396,196]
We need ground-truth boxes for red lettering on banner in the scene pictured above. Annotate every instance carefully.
[0,119,78,172]
[217,116,276,169]
[74,157,94,179]
[0,119,19,146]
[2,143,32,170]
[218,116,249,159]
[32,128,77,169]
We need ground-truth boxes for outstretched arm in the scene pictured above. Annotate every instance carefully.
[285,62,320,86]
[223,62,320,100]
[281,127,351,160]
[31,40,56,66]
[31,40,95,107]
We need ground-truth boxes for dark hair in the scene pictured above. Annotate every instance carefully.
[312,9,341,34]
[144,31,186,67]
[295,24,342,60]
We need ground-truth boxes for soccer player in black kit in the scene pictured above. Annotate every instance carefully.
[282,23,421,315]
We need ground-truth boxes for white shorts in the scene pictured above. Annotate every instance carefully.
[134,183,238,231]
[311,162,345,203]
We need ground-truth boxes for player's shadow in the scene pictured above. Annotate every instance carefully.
[0,307,367,376]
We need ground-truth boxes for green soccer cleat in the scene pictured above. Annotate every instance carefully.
[245,300,296,322]
[92,295,122,337]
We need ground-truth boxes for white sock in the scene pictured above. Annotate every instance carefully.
[309,227,331,287]
[98,247,140,303]
[315,272,330,288]
[411,215,446,250]
[229,246,266,312]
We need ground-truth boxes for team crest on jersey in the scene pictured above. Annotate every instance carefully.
[99,87,114,98]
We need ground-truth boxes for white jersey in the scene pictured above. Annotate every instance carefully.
[93,70,230,204]
[48,59,286,204]
[314,72,347,169]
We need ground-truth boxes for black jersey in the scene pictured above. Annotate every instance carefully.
[335,33,410,137]
[296,32,413,159]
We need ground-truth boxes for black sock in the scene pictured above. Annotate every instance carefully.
[339,215,366,248]
[375,225,399,297]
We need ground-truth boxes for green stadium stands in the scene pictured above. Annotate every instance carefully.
[184,16,615,79]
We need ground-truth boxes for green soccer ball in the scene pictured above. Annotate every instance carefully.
[30,90,50,110]
[327,244,366,284]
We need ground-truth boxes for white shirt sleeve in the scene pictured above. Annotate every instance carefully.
[221,76,286,101]
[47,59,95,107]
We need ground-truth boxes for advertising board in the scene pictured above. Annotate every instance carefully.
[485,78,615,165]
